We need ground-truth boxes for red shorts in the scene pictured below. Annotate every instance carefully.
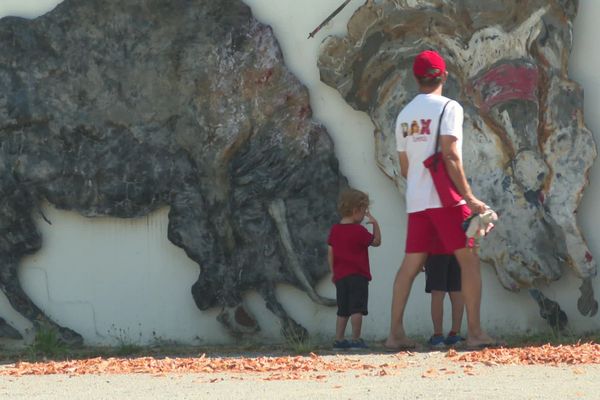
[406,205,471,254]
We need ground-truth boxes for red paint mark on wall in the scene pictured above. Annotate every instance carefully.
[256,68,274,85]
[298,105,311,119]
[472,64,539,112]
[538,191,545,204]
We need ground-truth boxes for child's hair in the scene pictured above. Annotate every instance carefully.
[337,188,370,217]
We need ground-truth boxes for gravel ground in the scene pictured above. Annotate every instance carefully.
[1,350,600,400]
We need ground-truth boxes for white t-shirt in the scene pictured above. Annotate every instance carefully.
[395,93,464,213]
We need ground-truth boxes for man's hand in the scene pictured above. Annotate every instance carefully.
[465,195,487,215]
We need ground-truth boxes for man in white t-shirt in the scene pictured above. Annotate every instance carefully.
[384,50,497,350]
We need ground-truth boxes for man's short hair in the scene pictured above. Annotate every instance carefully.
[416,74,444,87]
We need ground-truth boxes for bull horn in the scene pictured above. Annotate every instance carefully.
[268,199,336,307]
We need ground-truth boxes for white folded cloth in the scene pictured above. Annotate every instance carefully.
[465,208,498,250]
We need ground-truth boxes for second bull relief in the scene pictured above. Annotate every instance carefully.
[319,0,597,328]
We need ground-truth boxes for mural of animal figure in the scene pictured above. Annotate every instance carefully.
[319,0,597,328]
[0,0,343,344]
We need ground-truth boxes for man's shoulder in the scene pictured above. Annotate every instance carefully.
[399,95,421,112]
[433,94,462,109]
[398,94,461,115]
[443,97,463,110]
[396,98,418,121]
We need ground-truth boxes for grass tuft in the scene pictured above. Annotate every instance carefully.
[28,325,67,359]
[283,327,317,355]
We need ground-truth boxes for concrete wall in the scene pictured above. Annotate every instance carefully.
[1,0,600,346]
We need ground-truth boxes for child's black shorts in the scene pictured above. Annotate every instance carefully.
[425,255,461,293]
[335,274,369,317]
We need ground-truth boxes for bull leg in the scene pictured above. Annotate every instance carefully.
[168,188,260,336]
[189,270,222,310]
[0,255,82,345]
[258,283,308,342]
[529,289,568,331]
[216,304,259,338]
[167,189,224,311]
[0,187,83,345]
[0,317,21,340]
[578,278,599,317]
[268,199,335,307]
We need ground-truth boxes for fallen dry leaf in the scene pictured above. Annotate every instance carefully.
[448,342,600,366]
[421,368,438,378]
[0,354,407,381]
[446,349,458,358]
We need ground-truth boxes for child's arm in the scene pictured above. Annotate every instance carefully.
[327,245,334,281]
[365,210,381,247]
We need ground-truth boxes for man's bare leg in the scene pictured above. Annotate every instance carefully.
[448,291,464,334]
[385,252,427,348]
[453,248,495,346]
[430,291,445,335]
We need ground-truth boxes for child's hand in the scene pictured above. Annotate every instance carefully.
[365,209,377,224]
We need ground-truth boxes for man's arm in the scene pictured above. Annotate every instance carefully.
[398,151,408,179]
[440,135,486,214]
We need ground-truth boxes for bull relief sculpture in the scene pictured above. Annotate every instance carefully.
[318,0,597,328]
[0,0,344,343]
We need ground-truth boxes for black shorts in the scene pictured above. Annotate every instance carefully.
[425,255,461,293]
[335,274,369,317]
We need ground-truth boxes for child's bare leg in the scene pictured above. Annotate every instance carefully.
[350,313,363,340]
[385,253,427,348]
[430,291,445,335]
[336,316,349,341]
[448,291,464,334]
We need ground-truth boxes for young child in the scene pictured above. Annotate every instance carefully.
[327,188,381,350]
[424,254,466,347]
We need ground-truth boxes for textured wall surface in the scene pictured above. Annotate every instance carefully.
[0,0,345,343]
[319,0,597,326]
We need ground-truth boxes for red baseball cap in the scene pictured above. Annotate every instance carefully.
[413,50,446,79]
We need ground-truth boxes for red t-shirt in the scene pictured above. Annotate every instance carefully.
[327,223,374,283]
